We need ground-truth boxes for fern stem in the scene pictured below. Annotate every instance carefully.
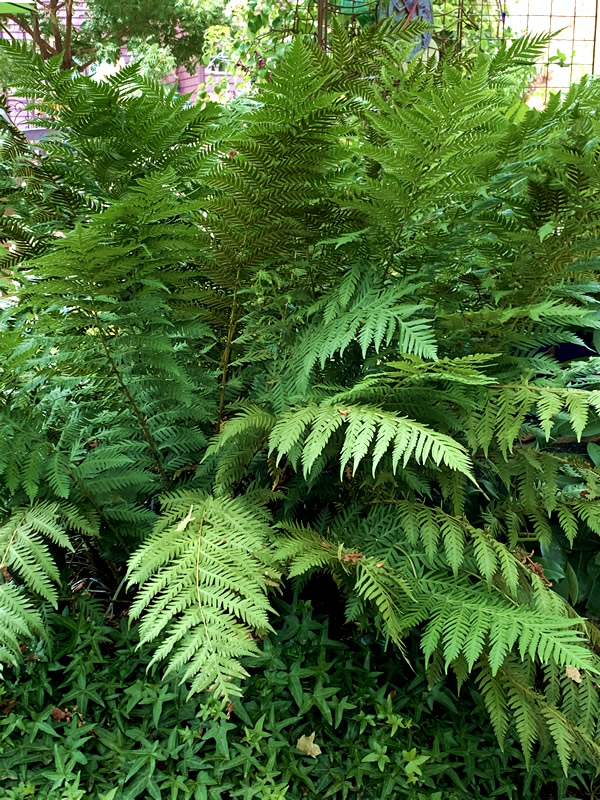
[194,511,215,660]
[91,308,169,486]
[217,264,242,431]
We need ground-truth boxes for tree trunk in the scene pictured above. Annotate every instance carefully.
[62,0,74,69]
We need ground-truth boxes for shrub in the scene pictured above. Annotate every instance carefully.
[1,24,600,771]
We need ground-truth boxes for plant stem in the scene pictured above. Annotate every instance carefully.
[91,308,169,486]
[217,264,242,431]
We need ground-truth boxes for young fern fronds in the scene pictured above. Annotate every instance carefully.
[275,521,340,578]
[127,491,279,698]
[206,405,276,494]
[391,501,468,574]
[472,385,600,454]
[0,502,72,605]
[0,582,45,667]
[353,558,418,648]
[268,404,473,479]
[419,579,594,675]
[0,502,73,665]
[488,32,555,77]
[289,278,438,391]
[478,657,600,773]
[384,353,498,386]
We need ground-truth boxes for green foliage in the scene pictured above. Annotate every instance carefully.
[0,599,596,799]
[0,0,224,73]
[3,26,600,776]
[128,491,278,697]
[0,582,44,669]
[226,0,539,88]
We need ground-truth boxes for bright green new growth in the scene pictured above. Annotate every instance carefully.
[127,491,277,698]
[2,23,600,771]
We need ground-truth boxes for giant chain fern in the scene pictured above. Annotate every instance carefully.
[2,26,600,770]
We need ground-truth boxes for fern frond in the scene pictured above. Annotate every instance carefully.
[269,404,473,478]
[0,582,45,667]
[0,503,71,605]
[127,492,278,698]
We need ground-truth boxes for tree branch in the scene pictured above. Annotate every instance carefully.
[7,13,54,60]
[77,56,97,73]
[0,23,16,42]
[32,12,51,59]
[49,0,63,53]
[6,14,35,38]
[62,0,73,69]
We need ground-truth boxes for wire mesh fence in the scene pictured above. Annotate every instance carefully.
[509,0,599,104]
[323,1,599,102]
[429,0,599,104]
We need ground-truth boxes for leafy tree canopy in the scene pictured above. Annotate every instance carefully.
[0,0,224,72]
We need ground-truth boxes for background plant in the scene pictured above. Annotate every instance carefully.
[218,0,529,84]
[0,0,224,73]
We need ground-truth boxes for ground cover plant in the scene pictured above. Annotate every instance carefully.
[2,21,600,790]
[1,599,597,799]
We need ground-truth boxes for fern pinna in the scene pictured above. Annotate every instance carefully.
[2,25,600,770]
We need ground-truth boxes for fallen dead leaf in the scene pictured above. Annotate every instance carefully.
[1,698,16,715]
[50,707,71,722]
[296,732,322,758]
[566,665,582,684]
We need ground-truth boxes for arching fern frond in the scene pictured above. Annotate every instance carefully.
[268,404,473,479]
[0,503,72,605]
[0,582,45,668]
[127,492,279,698]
